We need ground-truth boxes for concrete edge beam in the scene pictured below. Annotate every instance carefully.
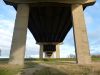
[4,0,96,6]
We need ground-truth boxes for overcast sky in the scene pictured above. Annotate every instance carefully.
[0,0,100,58]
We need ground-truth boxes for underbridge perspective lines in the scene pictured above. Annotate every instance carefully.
[3,0,96,65]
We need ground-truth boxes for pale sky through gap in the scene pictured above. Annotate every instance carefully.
[0,0,100,58]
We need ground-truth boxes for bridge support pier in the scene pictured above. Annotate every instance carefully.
[39,45,43,59]
[9,4,29,65]
[71,4,91,64]
[56,45,60,58]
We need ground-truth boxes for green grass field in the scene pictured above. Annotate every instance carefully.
[0,65,21,75]
[0,57,100,75]
[0,56,100,64]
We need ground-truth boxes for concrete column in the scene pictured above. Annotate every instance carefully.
[51,52,54,58]
[71,4,91,64]
[45,52,50,58]
[39,45,43,59]
[45,53,48,58]
[9,4,29,65]
[56,45,60,58]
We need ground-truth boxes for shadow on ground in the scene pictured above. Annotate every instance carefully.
[22,62,67,75]
[20,61,100,75]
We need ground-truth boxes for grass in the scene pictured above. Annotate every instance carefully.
[25,58,76,62]
[23,62,100,75]
[0,65,21,75]
[32,65,91,75]
[92,57,100,61]
[0,57,100,75]
[0,57,100,63]
[0,68,20,75]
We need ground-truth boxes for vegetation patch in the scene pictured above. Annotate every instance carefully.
[0,65,21,75]
[0,57,100,75]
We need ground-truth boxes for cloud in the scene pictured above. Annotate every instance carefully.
[89,27,100,41]
[25,29,40,58]
[60,44,75,58]
[0,18,14,50]
[84,12,94,26]
[0,19,14,31]
[87,24,100,55]
[0,0,16,20]
[84,1,100,55]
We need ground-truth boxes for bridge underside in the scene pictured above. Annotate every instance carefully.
[29,4,72,43]
[28,3,72,53]
[3,0,95,65]
[4,0,95,57]
[28,3,87,55]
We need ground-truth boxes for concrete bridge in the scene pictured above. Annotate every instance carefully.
[4,0,95,65]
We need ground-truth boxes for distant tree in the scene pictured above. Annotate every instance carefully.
[69,54,76,58]
[92,54,100,58]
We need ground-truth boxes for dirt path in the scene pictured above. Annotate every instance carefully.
[20,63,49,75]
[16,62,100,75]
